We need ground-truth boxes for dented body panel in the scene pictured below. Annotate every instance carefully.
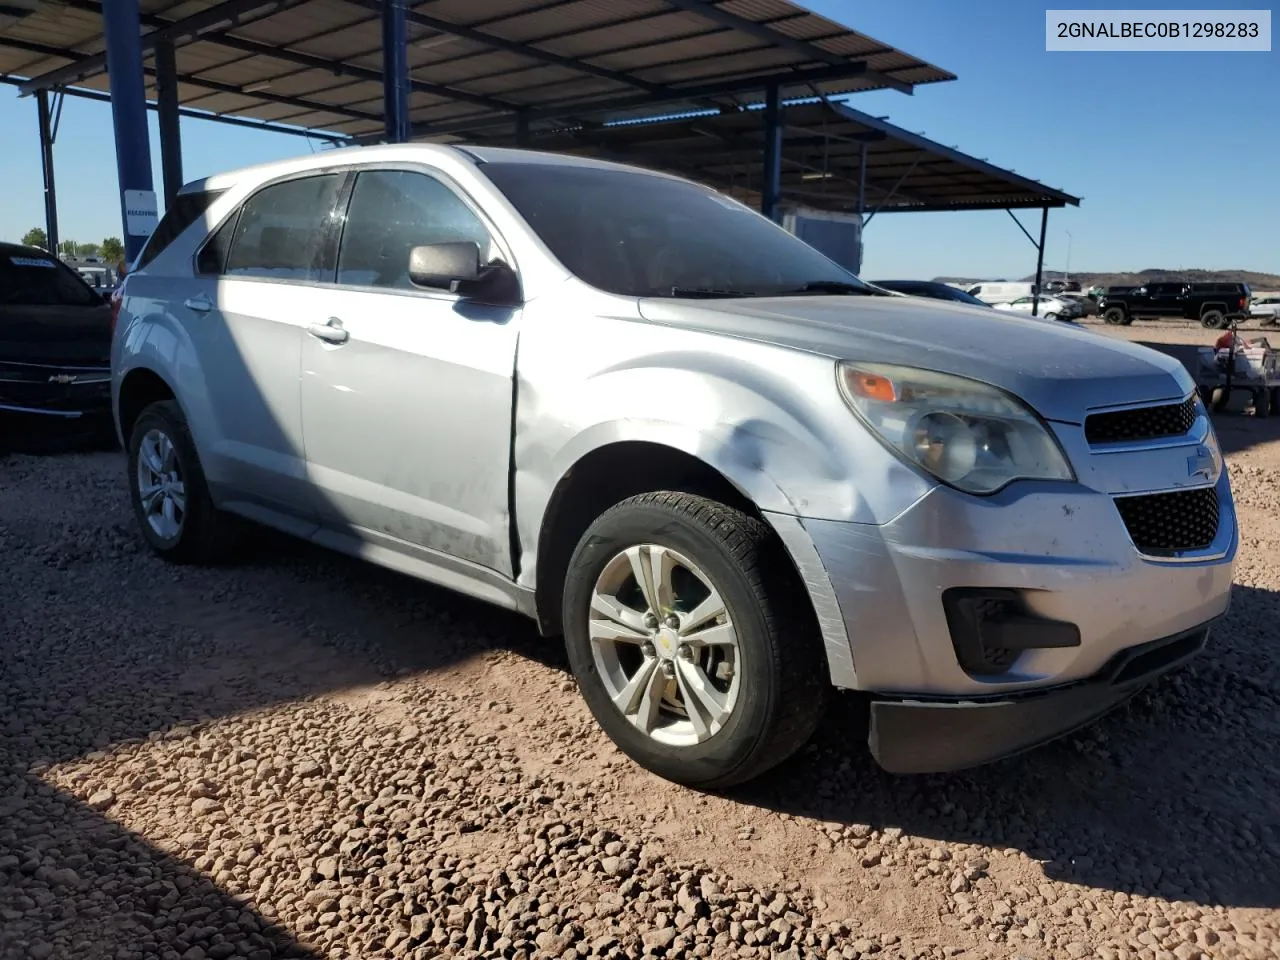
[112,142,1238,713]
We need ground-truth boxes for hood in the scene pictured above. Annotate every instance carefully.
[0,302,112,366]
[637,295,1193,423]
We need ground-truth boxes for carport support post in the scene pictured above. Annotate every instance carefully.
[155,38,183,208]
[1031,205,1049,316]
[36,90,59,255]
[102,0,156,264]
[761,83,783,221]
[381,0,411,143]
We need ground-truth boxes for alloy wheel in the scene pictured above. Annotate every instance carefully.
[588,544,740,747]
[135,427,187,540]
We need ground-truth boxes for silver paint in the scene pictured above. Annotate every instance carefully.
[112,142,1238,702]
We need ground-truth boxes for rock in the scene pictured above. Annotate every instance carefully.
[536,931,573,954]
[87,789,116,810]
[316,857,339,880]
[181,948,207,960]
[642,928,678,952]
[950,873,970,894]
[191,798,220,816]
[1064,943,1089,958]
[700,876,722,899]
[28,944,54,960]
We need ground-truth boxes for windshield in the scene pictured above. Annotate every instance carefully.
[479,161,874,299]
[0,252,101,307]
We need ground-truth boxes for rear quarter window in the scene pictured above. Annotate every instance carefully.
[135,189,224,271]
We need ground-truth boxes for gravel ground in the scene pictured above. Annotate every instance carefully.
[2,321,1279,960]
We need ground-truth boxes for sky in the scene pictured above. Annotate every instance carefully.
[0,0,1276,280]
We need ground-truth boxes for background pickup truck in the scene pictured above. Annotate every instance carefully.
[1098,281,1252,329]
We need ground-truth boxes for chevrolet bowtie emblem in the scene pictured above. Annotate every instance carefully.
[47,374,77,384]
[1187,444,1216,482]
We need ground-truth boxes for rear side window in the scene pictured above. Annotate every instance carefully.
[0,252,100,306]
[335,169,495,290]
[135,189,224,270]
[222,174,344,282]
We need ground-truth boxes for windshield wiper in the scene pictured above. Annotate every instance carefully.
[669,286,758,299]
[775,280,880,296]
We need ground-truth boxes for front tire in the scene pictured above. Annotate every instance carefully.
[562,492,829,789]
[1200,310,1228,329]
[127,400,238,564]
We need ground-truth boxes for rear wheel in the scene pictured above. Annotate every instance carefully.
[127,400,239,563]
[1103,306,1128,325]
[1043,312,1058,321]
[562,491,829,789]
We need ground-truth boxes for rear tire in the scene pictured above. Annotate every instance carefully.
[1256,388,1273,418]
[562,491,830,789]
[1103,307,1128,326]
[127,399,239,564]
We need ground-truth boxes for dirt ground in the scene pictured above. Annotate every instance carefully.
[1,317,1278,960]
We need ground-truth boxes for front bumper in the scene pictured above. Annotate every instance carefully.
[868,621,1210,773]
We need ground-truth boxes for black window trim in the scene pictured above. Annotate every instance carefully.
[327,160,522,303]
[190,167,350,287]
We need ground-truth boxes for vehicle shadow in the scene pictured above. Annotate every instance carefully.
[726,581,1280,909]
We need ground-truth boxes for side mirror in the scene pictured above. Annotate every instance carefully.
[408,241,520,304]
[409,241,481,289]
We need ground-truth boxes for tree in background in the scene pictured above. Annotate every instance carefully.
[21,227,48,250]
[58,239,77,257]
[100,237,124,263]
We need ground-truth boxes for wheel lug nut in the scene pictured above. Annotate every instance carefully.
[643,613,659,629]
[663,614,680,630]
[661,662,676,679]
[641,642,655,657]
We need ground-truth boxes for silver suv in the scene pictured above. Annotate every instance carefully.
[112,144,1237,788]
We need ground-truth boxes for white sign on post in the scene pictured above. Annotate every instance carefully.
[123,189,159,238]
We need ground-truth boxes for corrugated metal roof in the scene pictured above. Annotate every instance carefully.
[467,99,1081,212]
[0,0,955,140]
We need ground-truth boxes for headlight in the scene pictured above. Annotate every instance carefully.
[835,361,1075,495]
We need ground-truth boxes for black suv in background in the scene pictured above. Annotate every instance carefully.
[1098,281,1252,329]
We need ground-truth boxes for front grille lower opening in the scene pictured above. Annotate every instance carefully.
[1085,395,1198,445]
[1114,486,1220,555]
[1108,628,1208,686]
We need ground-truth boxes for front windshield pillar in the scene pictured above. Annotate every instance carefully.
[761,84,783,222]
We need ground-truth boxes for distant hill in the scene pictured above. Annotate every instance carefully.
[934,269,1280,290]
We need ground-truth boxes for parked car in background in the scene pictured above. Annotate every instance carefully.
[0,241,114,439]
[993,294,1085,321]
[868,279,992,306]
[112,144,1237,788]
[1043,279,1081,294]
[964,280,1037,304]
[1248,295,1280,324]
[1053,291,1098,317]
[1098,281,1252,329]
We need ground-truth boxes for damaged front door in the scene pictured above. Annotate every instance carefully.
[299,166,519,576]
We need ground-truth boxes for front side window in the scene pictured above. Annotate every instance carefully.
[222,174,343,282]
[0,251,100,306]
[479,161,874,299]
[336,169,496,290]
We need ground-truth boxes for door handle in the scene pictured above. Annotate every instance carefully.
[183,295,212,313]
[307,317,349,344]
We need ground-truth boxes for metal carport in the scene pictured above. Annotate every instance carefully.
[0,0,953,260]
